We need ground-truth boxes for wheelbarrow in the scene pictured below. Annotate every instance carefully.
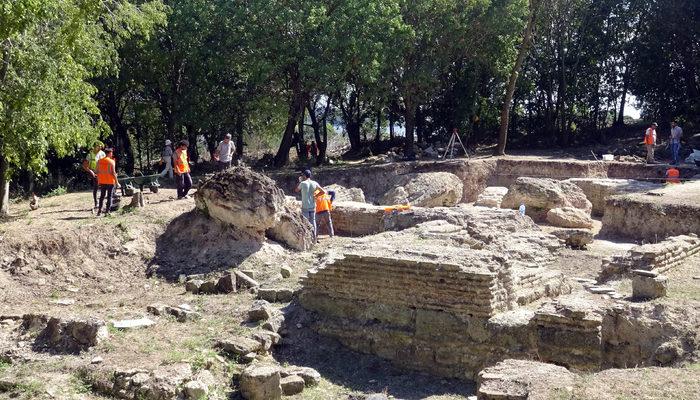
[117,173,162,196]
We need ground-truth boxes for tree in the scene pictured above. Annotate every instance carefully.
[0,0,165,215]
[496,0,541,155]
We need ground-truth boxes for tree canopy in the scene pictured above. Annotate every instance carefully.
[2,0,699,212]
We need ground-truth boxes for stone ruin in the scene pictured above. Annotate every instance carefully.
[299,202,700,380]
[599,234,700,281]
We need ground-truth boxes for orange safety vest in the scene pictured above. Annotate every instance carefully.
[644,128,656,145]
[666,168,680,184]
[174,148,190,174]
[96,157,116,185]
[315,194,332,213]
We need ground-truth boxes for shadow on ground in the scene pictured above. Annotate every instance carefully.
[272,303,476,400]
[151,210,263,281]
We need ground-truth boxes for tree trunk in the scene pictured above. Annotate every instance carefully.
[0,150,9,216]
[375,109,382,143]
[186,125,198,163]
[403,99,416,159]
[616,67,629,126]
[274,71,304,167]
[106,91,135,174]
[495,0,540,156]
[235,114,245,158]
[389,112,395,142]
[415,107,424,144]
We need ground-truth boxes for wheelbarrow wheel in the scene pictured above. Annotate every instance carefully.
[149,185,159,194]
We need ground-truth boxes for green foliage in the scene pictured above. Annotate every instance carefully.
[45,186,67,197]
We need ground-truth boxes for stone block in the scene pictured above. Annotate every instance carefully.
[239,364,282,400]
[632,274,668,300]
[280,375,305,396]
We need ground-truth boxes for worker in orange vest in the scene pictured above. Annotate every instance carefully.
[665,167,680,184]
[95,148,119,216]
[644,122,658,163]
[173,140,192,199]
[314,189,335,239]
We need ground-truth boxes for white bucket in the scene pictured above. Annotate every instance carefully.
[602,154,614,161]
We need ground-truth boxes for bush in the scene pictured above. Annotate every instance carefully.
[46,186,68,197]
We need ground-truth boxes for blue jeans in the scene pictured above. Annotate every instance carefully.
[671,142,680,164]
[302,210,317,239]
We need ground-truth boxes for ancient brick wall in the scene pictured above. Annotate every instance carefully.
[599,234,700,280]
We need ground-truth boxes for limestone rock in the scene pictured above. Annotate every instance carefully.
[216,273,236,293]
[165,305,201,322]
[24,315,108,353]
[475,186,509,208]
[262,314,285,334]
[326,184,366,203]
[280,265,292,278]
[380,172,463,207]
[183,380,208,399]
[112,318,155,330]
[550,228,594,248]
[199,280,218,294]
[258,287,295,303]
[632,274,668,300]
[217,336,263,356]
[235,270,260,289]
[477,360,575,400]
[266,196,315,251]
[248,300,274,322]
[546,207,594,229]
[566,178,662,217]
[240,364,282,400]
[146,303,166,316]
[501,177,592,221]
[280,366,321,387]
[280,375,305,396]
[252,330,282,351]
[185,279,204,294]
[195,166,313,249]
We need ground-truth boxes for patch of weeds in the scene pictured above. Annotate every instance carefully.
[14,380,43,397]
[191,349,218,372]
[0,359,11,373]
[69,372,92,394]
[688,362,700,370]
[165,349,188,364]
[49,290,60,299]
[46,186,68,197]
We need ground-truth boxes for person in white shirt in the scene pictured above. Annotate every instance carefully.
[669,121,683,165]
[214,134,236,171]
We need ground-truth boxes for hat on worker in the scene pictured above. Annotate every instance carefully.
[652,122,658,127]
[225,134,232,139]
[165,139,171,145]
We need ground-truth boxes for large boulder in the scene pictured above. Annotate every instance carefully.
[266,196,315,251]
[195,167,314,250]
[325,184,366,203]
[501,177,592,221]
[380,172,463,207]
[546,207,594,229]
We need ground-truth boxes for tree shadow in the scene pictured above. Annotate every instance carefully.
[150,210,263,281]
[272,303,476,400]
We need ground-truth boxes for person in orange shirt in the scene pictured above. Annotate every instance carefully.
[95,148,119,216]
[643,122,658,163]
[173,140,193,199]
[314,189,335,238]
[665,167,681,184]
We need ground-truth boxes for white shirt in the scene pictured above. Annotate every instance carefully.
[216,140,235,162]
[670,126,683,143]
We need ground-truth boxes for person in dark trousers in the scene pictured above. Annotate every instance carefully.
[174,140,193,199]
[82,141,105,211]
[95,148,119,216]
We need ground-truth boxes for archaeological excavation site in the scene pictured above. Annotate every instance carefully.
[1,157,699,400]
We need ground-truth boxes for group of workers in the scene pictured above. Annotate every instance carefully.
[157,139,193,198]
[643,121,684,165]
[295,169,335,242]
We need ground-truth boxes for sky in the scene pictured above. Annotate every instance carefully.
[624,95,641,119]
